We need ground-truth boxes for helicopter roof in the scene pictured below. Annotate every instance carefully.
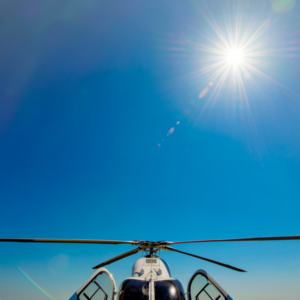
[131,257,171,280]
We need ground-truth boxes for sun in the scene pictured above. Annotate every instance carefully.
[192,15,273,103]
[227,48,243,65]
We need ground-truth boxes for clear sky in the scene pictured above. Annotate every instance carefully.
[0,0,300,299]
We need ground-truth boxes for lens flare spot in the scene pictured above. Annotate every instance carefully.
[168,127,175,134]
[199,86,209,98]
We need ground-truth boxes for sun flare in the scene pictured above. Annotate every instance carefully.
[192,14,275,104]
[227,48,243,65]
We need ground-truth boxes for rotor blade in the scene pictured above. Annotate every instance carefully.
[164,246,246,272]
[93,247,141,269]
[167,235,300,245]
[0,238,139,245]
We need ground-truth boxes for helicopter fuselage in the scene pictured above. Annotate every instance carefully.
[119,257,185,300]
[71,257,231,300]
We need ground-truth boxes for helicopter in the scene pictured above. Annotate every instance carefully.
[1,235,300,300]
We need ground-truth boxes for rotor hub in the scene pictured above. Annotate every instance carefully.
[134,241,169,250]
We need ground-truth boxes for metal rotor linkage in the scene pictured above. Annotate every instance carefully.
[137,241,169,257]
[137,241,167,257]
[136,241,168,248]
[134,241,171,258]
[142,248,160,258]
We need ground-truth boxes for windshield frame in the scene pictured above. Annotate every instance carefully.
[187,270,228,300]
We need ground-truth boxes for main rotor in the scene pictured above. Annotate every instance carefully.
[1,235,300,272]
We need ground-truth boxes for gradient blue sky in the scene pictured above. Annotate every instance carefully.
[0,0,300,299]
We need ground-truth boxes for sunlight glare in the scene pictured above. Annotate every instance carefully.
[227,48,243,65]
[192,14,272,103]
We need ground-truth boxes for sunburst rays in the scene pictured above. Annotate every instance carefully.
[194,7,273,108]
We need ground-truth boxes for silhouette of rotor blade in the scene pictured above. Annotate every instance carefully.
[164,246,246,272]
[0,238,139,245]
[93,247,141,269]
[167,235,300,245]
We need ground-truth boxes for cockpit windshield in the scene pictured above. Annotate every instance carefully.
[119,280,179,300]
[120,280,149,300]
[154,281,179,300]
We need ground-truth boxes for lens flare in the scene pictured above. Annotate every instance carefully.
[18,267,56,300]
[158,122,180,147]
[199,82,214,98]
[168,127,175,134]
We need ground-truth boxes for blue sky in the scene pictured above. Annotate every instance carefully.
[0,0,300,299]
